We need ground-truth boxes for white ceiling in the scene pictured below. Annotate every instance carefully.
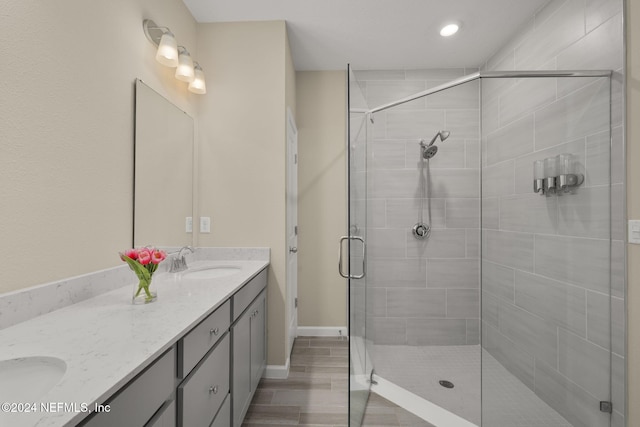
[182,0,551,71]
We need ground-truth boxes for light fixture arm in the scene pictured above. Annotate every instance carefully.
[143,19,172,47]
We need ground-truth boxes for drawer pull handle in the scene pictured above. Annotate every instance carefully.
[209,385,218,394]
[210,327,219,336]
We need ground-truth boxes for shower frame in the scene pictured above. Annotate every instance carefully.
[347,67,616,427]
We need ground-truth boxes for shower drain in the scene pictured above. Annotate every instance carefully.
[439,380,454,389]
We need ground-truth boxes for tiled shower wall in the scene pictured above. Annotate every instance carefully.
[480,0,625,426]
[354,69,481,346]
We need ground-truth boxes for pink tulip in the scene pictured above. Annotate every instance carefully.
[124,248,138,260]
[151,250,166,264]
[137,249,152,265]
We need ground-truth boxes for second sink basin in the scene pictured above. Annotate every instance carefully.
[182,265,242,280]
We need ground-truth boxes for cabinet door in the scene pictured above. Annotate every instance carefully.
[232,308,252,427]
[250,292,266,386]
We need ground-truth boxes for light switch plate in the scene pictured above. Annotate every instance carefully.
[200,217,211,233]
[629,220,640,244]
[185,217,193,233]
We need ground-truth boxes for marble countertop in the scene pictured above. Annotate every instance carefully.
[0,258,269,427]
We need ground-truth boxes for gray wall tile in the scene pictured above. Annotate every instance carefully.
[587,291,624,356]
[558,328,609,399]
[365,81,426,110]
[406,319,467,345]
[445,198,480,228]
[535,234,610,293]
[483,323,535,388]
[369,317,406,345]
[486,115,535,166]
[407,229,466,259]
[534,359,610,427]
[386,110,445,139]
[515,271,587,337]
[368,258,426,288]
[466,229,480,258]
[370,141,406,169]
[498,79,556,126]
[482,161,514,197]
[500,193,558,234]
[387,289,446,318]
[557,186,611,239]
[368,229,407,259]
[482,292,500,329]
[446,110,480,139]
[447,289,479,318]
[428,259,479,289]
[481,197,499,229]
[482,260,515,301]
[514,0,586,70]
[425,80,479,109]
[466,319,480,344]
[483,230,534,272]
[498,302,558,368]
[386,198,446,230]
[534,79,610,150]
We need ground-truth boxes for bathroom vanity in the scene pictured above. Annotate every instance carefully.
[0,249,269,427]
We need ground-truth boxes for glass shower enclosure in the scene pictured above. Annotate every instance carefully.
[346,67,616,427]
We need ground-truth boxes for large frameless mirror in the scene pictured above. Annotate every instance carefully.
[134,79,194,248]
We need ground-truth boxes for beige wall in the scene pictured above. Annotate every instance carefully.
[296,71,347,327]
[0,0,197,294]
[195,21,291,366]
[627,1,639,424]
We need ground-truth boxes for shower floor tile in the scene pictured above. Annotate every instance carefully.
[370,344,573,427]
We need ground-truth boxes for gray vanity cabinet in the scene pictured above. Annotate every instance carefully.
[79,266,268,427]
[232,280,267,427]
[81,347,176,427]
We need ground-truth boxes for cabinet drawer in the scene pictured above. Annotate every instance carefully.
[83,346,175,427]
[210,394,230,427]
[146,400,175,427]
[179,299,230,378]
[232,268,267,320]
[178,334,230,427]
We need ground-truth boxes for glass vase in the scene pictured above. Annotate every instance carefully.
[132,276,157,304]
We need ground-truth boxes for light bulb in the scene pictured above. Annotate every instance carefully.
[155,32,178,67]
[188,64,207,94]
[175,48,194,82]
[440,23,460,37]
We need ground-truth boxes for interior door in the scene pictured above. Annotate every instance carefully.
[286,107,298,358]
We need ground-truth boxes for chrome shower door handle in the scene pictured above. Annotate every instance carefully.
[351,236,365,279]
[339,236,349,278]
[338,236,366,279]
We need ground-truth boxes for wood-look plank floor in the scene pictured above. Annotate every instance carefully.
[241,337,436,427]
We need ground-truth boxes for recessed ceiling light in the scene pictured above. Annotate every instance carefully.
[440,23,460,37]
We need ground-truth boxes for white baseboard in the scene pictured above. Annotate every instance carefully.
[296,326,348,337]
[372,375,478,427]
[264,356,290,379]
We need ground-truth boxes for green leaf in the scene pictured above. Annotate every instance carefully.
[120,253,151,283]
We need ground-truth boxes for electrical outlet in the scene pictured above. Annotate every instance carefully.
[185,217,193,233]
[200,216,211,233]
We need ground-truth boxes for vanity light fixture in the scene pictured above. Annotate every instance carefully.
[143,19,206,94]
[440,23,460,37]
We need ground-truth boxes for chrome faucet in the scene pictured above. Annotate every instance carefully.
[168,246,194,273]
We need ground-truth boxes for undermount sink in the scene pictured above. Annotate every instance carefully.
[0,356,67,401]
[182,265,242,279]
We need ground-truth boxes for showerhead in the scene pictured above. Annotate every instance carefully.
[420,130,450,159]
[427,130,450,147]
[423,145,438,159]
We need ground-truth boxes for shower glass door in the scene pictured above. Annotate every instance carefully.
[347,65,371,427]
[480,74,615,426]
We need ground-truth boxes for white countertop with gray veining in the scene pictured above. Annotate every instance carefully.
[0,252,269,427]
